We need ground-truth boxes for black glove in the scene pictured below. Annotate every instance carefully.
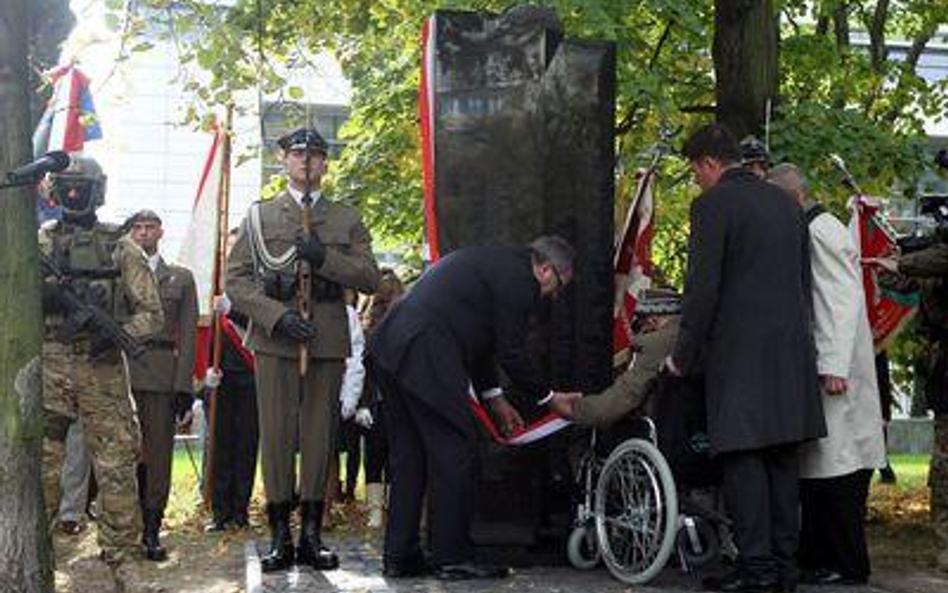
[295,233,327,268]
[275,310,317,343]
[42,279,64,315]
[88,331,116,360]
[84,283,110,310]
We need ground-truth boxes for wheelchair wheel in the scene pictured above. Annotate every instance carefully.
[567,523,600,569]
[594,438,678,584]
[676,515,719,569]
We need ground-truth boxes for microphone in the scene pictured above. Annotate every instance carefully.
[6,151,71,184]
[936,148,948,171]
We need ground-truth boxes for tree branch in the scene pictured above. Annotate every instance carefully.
[616,19,674,137]
[833,2,850,49]
[868,0,889,72]
[904,22,936,71]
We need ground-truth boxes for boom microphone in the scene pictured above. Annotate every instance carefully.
[6,151,71,184]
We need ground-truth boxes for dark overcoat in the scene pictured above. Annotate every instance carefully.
[671,167,825,454]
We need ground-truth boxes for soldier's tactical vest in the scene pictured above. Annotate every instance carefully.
[46,224,132,341]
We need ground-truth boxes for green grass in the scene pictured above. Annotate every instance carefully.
[888,453,930,489]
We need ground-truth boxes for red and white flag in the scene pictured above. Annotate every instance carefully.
[613,167,656,365]
[177,128,226,318]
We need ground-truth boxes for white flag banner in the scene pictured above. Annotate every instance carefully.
[177,130,225,317]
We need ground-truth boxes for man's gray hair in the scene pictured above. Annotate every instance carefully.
[767,163,810,198]
[529,235,575,278]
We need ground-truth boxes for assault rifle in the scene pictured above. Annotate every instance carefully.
[41,253,146,359]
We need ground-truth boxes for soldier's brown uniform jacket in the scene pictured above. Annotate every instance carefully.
[127,259,198,394]
[225,191,379,503]
[226,192,380,359]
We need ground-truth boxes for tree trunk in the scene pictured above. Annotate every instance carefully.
[712,0,778,140]
[0,0,55,591]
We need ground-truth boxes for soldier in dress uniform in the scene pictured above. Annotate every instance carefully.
[39,154,164,589]
[226,127,380,572]
[125,209,199,562]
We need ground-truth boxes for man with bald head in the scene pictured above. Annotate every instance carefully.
[768,164,885,586]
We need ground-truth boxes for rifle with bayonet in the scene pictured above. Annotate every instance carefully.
[41,252,146,359]
[297,140,315,377]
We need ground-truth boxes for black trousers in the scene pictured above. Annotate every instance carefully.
[374,363,476,567]
[720,444,800,584]
[339,420,363,495]
[799,469,873,581]
[364,389,389,484]
[209,373,259,522]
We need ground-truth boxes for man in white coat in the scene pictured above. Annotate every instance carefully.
[769,164,887,586]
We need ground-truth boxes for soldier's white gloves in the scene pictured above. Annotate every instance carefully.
[354,407,374,429]
[212,293,232,315]
[341,398,357,420]
[204,368,223,390]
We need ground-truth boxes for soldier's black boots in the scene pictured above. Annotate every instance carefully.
[296,500,339,570]
[142,508,168,562]
[261,501,295,573]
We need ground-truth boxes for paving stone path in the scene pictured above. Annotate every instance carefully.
[246,537,943,593]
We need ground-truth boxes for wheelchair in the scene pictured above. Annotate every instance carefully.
[565,373,735,585]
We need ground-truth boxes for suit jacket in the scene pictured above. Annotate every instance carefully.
[368,246,549,416]
[799,209,886,478]
[128,258,198,394]
[226,192,380,360]
[672,167,825,454]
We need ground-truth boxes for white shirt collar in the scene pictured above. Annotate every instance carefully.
[147,253,160,273]
[287,185,322,206]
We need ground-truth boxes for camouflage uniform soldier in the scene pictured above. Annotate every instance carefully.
[39,156,163,581]
[877,242,948,570]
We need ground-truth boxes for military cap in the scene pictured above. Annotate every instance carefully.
[277,127,329,156]
[126,209,163,226]
[739,135,770,165]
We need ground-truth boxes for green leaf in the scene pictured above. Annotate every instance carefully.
[104,12,121,31]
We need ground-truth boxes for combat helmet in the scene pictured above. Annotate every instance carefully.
[49,153,107,219]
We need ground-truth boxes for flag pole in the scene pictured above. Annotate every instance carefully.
[202,105,233,510]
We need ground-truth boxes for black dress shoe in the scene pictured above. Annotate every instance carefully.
[382,555,430,578]
[434,562,511,581]
[702,570,778,592]
[801,568,866,586]
[142,508,168,562]
[59,520,85,536]
[233,514,250,529]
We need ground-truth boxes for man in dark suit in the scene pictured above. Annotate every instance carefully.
[665,124,825,593]
[366,236,580,580]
